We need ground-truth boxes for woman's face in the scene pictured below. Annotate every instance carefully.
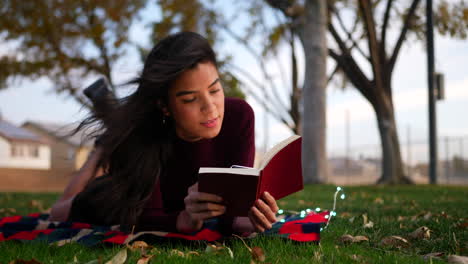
[166,62,225,142]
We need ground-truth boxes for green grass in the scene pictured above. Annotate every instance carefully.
[0,185,467,263]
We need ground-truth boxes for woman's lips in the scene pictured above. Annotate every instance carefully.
[201,117,218,128]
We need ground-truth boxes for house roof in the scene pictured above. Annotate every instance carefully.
[22,121,94,147]
[0,120,44,143]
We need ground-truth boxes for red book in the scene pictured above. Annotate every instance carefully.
[198,135,303,216]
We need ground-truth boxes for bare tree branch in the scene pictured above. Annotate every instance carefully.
[359,0,385,91]
[218,23,290,116]
[328,48,374,104]
[330,3,371,62]
[388,0,421,74]
[227,62,293,124]
[381,0,395,54]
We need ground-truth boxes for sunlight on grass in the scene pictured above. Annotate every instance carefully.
[0,185,466,263]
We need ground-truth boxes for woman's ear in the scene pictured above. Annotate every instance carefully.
[157,100,170,116]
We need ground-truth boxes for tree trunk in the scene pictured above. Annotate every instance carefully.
[374,92,413,184]
[298,0,328,183]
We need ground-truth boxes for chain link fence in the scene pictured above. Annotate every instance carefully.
[327,136,468,185]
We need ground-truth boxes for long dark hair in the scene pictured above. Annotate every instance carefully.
[75,32,218,230]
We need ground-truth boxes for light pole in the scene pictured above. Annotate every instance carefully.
[426,0,437,184]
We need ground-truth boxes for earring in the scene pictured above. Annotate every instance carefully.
[162,115,166,125]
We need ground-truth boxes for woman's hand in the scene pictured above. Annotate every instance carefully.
[177,182,226,233]
[247,192,279,232]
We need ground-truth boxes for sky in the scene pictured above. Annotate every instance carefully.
[0,3,467,165]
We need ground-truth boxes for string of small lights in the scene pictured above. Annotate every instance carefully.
[276,186,346,231]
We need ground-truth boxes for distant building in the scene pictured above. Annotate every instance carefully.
[22,121,94,171]
[0,119,51,170]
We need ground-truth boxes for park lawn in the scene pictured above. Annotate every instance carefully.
[0,185,467,263]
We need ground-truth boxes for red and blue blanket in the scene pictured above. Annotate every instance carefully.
[0,211,329,246]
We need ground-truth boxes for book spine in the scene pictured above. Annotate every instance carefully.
[255,171,263,200]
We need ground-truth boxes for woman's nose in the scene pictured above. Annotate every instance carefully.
[201,95,216,113]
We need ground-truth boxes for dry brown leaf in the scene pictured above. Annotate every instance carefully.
[105,248,127,264]
[380,236,410,248]
[422,252,444,261]
[338,234,369,244]
[136,255,153,264]
[251,247,266,262]
[423,212,433,220]
[408,226,431,240]
[374,197,384,204]
[340,212,351,218]
[362,214,368,225]
[128,241,152,252]
[170,249,186,257]
[186,251,201,257]
[448,255,468,264]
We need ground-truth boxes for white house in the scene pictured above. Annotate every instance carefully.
[0,119,51,170]
[22,121,94,171]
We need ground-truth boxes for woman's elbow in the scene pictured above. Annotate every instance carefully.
[48,197,74,222]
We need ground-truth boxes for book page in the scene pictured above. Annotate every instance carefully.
[258,135,301,169]
[199,167,260,176]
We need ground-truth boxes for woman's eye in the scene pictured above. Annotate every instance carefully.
[210,89,221,94]
[182,97,196,103]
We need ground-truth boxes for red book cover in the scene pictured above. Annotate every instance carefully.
[199,135,303,217]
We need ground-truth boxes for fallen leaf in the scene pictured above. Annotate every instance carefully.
[170,249,185,257]
[105,248,127,264]
[448,255,468,264]
[374,197,384,204]
[251,247,266,262]
[408,226,431,240]
[136,255,153,264]
[363,221,374,229]
[362,214,368,225]
[397,216,406,221]
[54,239,72,247]
[128,240,152,253]
[338,234,369,244]
[380,236,410,248]
[423,212,432,220]
[340,212,351,218]
[186,251,201,257]
[422,252,444,261]
[457,222,468,229]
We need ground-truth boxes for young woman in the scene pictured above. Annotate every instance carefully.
[49,32,278,234]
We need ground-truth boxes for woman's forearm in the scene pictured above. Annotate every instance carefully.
[59,147,103,202]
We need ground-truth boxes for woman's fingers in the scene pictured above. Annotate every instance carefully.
[250,206,272,230]
[255,199,277,223]
[262,192,279,214]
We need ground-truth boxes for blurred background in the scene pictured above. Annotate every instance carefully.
[0,0,467,190]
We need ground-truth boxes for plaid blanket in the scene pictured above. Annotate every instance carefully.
[0,211,328,246]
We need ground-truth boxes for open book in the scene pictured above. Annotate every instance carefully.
[198,135,303,216]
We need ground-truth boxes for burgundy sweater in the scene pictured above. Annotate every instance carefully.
[137,97,255,231]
